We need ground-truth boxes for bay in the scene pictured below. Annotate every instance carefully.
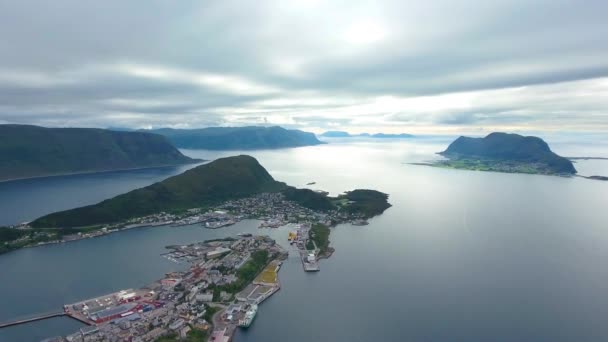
[0,138,607,341]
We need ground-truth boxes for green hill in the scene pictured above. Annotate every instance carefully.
[283,187,391,218]
[283,188,335,211]
[144,126,324,150]
[439,132,576,175]
[31,155,286,228]
[30,155,391,228]
[0,124,199,181]
[338,189,392,217]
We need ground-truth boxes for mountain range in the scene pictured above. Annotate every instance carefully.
[320,131,414,138]
[142,126,324,150]
[0,125,199,182]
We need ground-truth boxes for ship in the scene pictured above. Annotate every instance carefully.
[288,231,297,244]
[238,304,258,328]
[204,220,236,229]
[351,219,369,226]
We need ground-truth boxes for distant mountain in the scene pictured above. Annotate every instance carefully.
[320,131,413,138]
[0,125,199,182]
[31,155,286,228]
[370,133,414,138]
[320,131,352,138]
[144,126,324,150]
[106,127,135,132]
[439,132,576,175]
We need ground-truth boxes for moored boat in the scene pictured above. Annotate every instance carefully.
[238,304,258,328]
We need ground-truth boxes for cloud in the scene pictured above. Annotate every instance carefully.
[0,0,607,133]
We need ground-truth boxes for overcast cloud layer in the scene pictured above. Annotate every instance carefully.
[0,0,607,134]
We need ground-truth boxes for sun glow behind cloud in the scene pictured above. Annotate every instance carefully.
[341,20,388,46]
[0,0,606,133]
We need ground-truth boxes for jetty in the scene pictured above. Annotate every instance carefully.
[0,310,93,329]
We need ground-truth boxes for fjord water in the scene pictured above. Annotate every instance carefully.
[1,138,608,341]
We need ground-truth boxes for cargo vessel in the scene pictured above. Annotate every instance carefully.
[238,304,258,328]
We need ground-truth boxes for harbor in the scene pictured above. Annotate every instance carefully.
[0,221,331,341]
[1,191,376,340]
[288,223,321,272]
[0,235,287,341]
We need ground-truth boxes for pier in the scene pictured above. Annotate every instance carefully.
[0,312,65,328]
[0,312,92,329]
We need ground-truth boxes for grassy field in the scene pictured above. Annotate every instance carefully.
[309,223,330,255]
[254,261,279,284]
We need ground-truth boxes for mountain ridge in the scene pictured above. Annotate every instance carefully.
[143,126,324,150]
[30,155,286,228]
[320,131,413,138]
[0,124,200,182]
[30,155,392,228]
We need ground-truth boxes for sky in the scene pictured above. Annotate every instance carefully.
[0,0,607,134]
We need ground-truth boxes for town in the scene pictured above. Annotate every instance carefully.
[3,191,367,254]
[27,192,377,341]
[38,235,285,342]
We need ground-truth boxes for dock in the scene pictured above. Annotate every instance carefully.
[299,250,320,272]
[0,311,94,329]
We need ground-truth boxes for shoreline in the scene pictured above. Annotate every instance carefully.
[407,162,577,178]
[1,190,389,340]
[410,161,608,181]
[0,222,177,256]
[576,175,608,181]
[0,235,287,342]
[0,160,204,184]
[4,190,389,256]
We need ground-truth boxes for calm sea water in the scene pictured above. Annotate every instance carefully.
[1,137,607,341]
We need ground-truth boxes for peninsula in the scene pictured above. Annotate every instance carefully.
[2,158,392,342]
[0,125,200,182]
[143,126,324,150]
[427,132,576,176]
[1,156,390,254]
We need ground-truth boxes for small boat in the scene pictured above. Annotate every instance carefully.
[351,219,369,226]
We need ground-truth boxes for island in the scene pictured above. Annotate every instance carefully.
[1,155,390,255]
[142,126,325,150]
[0,125,200,182]
[423,132,577,176]
[320,131,414,139]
